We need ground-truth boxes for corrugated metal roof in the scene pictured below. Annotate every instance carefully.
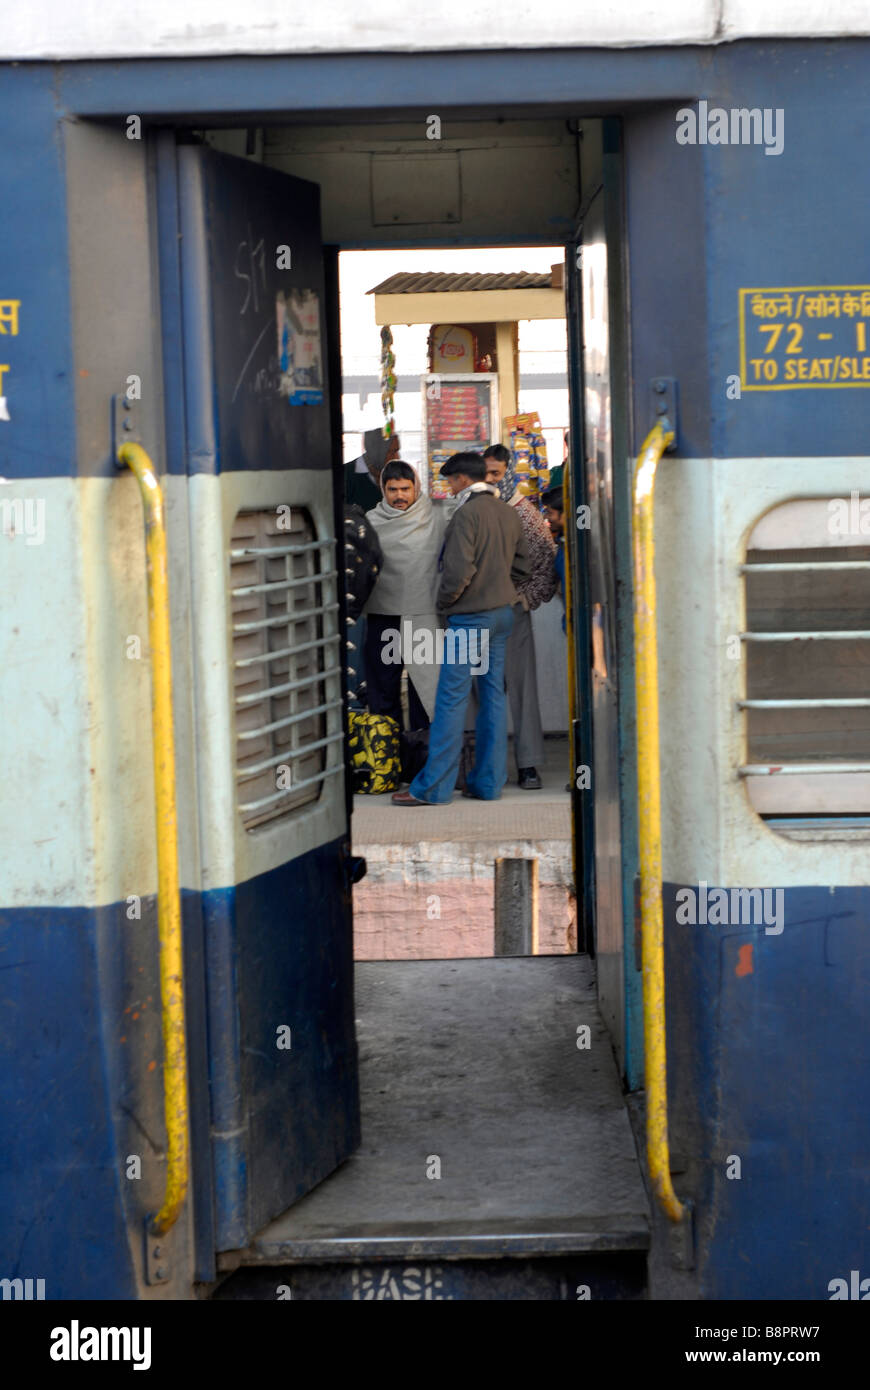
[368,271,553,295]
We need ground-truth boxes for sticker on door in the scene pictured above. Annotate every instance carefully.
[276,289,323,404]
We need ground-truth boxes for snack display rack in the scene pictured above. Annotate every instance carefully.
[421,373,499,499]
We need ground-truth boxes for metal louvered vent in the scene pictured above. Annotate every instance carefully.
[230,508,343,830]
[739,499,870,819]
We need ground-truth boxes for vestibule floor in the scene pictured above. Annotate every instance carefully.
[238,957,649,1264]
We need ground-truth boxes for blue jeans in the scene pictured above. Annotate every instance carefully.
[409,606,514,804]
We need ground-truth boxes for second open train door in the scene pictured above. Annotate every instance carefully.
[565,119,640,1083]
[156,138,360,1266]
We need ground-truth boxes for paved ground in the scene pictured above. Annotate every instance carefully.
[350,736,576,957]
[241,957,649,1263]
[351,734,571,845]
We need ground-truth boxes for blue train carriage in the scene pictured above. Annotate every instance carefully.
[0,120,360,1298]
[0,2,869,1300]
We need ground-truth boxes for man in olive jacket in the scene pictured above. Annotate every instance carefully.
[392,452,530,805]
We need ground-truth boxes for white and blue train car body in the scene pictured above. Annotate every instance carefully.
[1,1,868,1300]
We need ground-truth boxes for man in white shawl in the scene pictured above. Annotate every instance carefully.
[364,460,450,730]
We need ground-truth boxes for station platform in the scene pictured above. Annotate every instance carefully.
[351,736,576,958]
[215,957,650,1299]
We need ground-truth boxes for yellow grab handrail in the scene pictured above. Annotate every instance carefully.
[118,442,189,1238]
[631,421,685,1223]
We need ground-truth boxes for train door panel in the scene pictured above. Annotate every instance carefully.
[577,190,626,1057]
[166,144,359,1250]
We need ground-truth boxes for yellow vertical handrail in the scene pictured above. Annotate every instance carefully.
[118,441,189,1238]
[632,422,685,1223]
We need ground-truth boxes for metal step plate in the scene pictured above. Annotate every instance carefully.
[213,1253,647,1301]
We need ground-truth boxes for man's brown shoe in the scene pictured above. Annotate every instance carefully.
[391,790,429,806]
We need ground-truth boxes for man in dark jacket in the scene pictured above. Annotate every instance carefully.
[483,443,557,789]
[343,503,383,708]
[541,483,566,631]
[344,428,400,511]
[392,452,530,805]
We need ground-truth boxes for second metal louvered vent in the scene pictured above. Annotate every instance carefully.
[738,500,870,818]
[229,507,343,830]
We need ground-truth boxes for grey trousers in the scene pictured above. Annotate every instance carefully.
[464,603,544,770]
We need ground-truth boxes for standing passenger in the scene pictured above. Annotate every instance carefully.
[363,460,448,730]
[391,452,530,806]
[343,429,401,702]
[483,444,557,789]
[344,429,400,512]
[343,503,383,708]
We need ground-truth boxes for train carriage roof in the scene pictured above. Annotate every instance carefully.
[5,0,870,62]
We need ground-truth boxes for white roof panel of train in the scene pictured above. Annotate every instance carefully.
[4,0,870,61]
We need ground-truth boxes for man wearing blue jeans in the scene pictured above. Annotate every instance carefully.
[392,452,530,806]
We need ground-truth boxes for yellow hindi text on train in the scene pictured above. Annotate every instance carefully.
[0,299,21,335]
[739,286,870,389]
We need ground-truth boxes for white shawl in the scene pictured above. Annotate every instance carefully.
[364,471,452,719]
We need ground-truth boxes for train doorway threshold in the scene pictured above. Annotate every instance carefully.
[213,957,650,1300]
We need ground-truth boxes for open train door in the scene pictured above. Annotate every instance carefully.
[565,120,633,1078]
[157,139,359,1257]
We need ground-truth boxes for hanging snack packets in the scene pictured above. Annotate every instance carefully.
[506,412,549,498]
[380,325,396,437]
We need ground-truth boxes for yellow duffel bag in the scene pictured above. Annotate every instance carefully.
[347,711,401,794]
